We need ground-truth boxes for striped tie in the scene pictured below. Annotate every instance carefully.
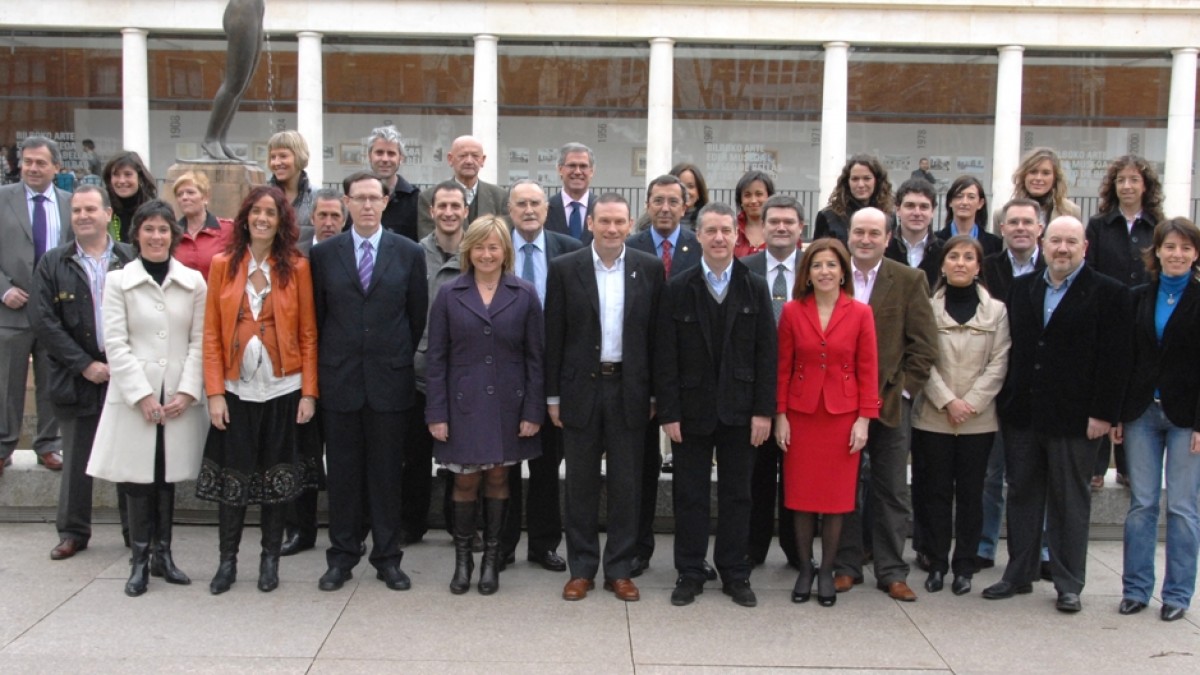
[359,240,374,291]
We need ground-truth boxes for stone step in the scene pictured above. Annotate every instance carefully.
[0,450,1148,539]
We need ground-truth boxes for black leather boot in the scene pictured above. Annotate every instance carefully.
[210,503,246,595]
[150,484,190,584]
[258,504,284,592]
[124,487,153,597]
[478,498,506,595]
[449,501,476,595]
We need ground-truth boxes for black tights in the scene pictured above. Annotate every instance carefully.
[451,466,510,503]
[793,511,843,572]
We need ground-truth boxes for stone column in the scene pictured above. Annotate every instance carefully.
[1164,48,1198,218]
[646,38,675,181]
[121,28,150,165]
[819,42,849,211]
[991,46,1024,214]
[297,31,325,187]
[473,34,499,185]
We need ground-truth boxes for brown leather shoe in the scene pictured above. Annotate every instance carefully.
[603,578,640,602]
[38,451,63,471]
[882,581,918,602]
[562,577,595,601]
[51,538,86,560]
[833,574,859,593]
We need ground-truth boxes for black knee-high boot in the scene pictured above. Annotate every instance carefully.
[150,484,190,584]
[478,498,506,595]
[258,504,284,592]
[124,486,153,597]
[210,503,246,595]
[450,501,476,594]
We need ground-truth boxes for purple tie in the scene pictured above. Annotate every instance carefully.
[32,194,48,264]
[358,240,374,291]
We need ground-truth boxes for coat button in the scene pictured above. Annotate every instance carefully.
[485,356,494,365]
[516,389,523,397]
[155,303,164,311]
[157,330,166,339]
[486,386,495,395]
[1034,363,1041,370]
[158,359,166,366]
[456,392,463,400]
[483,326,492,335]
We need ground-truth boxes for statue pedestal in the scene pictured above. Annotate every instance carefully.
[164,162,266,221]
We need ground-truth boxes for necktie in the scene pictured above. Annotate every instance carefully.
[32,194,48,264]
[358,240,375,291]
[521,243,536,283]
[568,201,582,240]
[661,239,673,279]
[772,263,788,324]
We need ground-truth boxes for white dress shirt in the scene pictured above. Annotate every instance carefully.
[592,245,625,363]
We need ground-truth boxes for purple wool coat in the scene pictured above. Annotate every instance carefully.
[424,272,545,466]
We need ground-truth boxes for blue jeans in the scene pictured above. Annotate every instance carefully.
[1122,403,1200,609]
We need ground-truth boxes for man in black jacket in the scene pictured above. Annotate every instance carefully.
[656,202,776,607]
[32,185,134,559]
[983,216,1132,613]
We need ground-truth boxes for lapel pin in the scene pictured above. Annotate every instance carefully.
[681,246,689,253]
[631,271,638,279]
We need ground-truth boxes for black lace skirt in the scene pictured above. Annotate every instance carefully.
[195,390,321,506]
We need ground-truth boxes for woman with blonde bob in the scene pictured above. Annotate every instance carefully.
[267,130,315,227]
[172,171,232,280]
[425,215,545,595]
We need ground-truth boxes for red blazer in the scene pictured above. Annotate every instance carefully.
[776,293,880,418]
[203,252,318,398]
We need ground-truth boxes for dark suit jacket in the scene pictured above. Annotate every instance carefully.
[884,233,944,291]
[625,227,702,279]
[655,259,776,434]
[544,229,583,261]
[545,190,596,245]
[1086,209,1157,287]
[32,239,135,415]
[544,246,663,428]
[416,179,508,240]
[935,223,1003,258]
[998,264,1131,435]
[310,229,429,413]
[982,249,1045,305]
[1120,278,1200,429]
[866,258,938,427]
[424,273,544,464]
[0,182,73,329]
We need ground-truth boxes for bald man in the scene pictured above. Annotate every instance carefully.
[417,135,508,239]
[983,216,1131,613]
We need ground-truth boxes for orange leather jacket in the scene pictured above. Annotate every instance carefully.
[202,251,318,398]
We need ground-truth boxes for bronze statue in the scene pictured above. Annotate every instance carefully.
[198,0,265,163]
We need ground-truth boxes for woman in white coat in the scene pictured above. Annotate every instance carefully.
[87,200,208,597]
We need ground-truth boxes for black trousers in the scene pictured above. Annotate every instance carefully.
[633,420,662,563]
[56,410,102,543]
[910,428,993,576]
[285,414,325,541]
[747,441,798,565]
[1001,427,1097,594]
[672,423,755,583]
[562,374,645,580]
[504,424,564,557]
[400,393,433,541]
[322,406,407,572]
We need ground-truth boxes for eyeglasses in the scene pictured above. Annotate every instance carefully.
[562,163,592,172]
[348,195,386,205]
[649,197,683,208]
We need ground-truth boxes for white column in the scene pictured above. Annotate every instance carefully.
[297,32,324,187]
[121,28,150,165]
[1164,48,1198,218]
[819,42,849,209]
[990,46,1024,215]
[646,38,675,181]
[473,34,499,184]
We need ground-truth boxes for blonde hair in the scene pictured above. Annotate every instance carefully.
[267,130,310,170]
[459,215,515,276]
[172,170,211,197]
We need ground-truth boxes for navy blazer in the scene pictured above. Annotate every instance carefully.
[310,229,428,413]
[544,246,663,428]
[655,259,777,433]
[999,264,1132,435]
[424,273,544,464]
[626,227,702,279]
[1121,278,1200,430]
[1086,209,1157,287]
[545,190,595,245]
[982,249,1045,306]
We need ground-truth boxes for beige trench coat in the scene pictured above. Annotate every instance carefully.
[87,258,208,483]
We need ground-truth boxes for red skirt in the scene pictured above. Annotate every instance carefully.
[782,398,861,513]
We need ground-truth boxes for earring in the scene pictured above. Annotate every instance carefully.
[806,280,813,288]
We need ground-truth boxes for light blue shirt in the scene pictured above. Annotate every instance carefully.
[351,227,383,268]
[701,258,731,297]
[73,236,115,352]
[25,183,62,248]
[649,226,680,260]
[512,229,548,306]
[1042,263,1084,325]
